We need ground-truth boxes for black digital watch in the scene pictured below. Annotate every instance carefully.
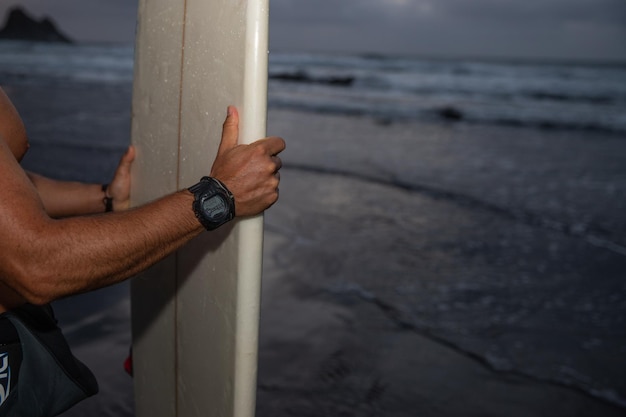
[188,176,235,231]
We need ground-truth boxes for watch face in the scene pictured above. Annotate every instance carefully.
[202,195,229,221]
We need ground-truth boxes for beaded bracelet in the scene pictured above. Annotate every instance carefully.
[101,184,114,212]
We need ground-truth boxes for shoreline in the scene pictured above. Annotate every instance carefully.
[268,108,626,246]
[258,164,626,415]
[260,109,626,414]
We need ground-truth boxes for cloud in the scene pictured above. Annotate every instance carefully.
[269,0,437,24]
[270,0,626,28]
[269,0,626,59]
[453,0,619,24]
[1,0,624,60]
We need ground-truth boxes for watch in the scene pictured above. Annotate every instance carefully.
[188,177,235,230]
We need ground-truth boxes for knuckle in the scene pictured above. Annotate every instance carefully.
[252,143,266,156]
[266,191,279,206]
[268,176,280,189]
[266,160,278,174]
[223,118,236,129]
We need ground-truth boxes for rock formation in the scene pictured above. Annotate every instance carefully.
[0,6,72,43]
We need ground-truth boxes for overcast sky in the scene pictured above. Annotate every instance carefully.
[1,0,625,61]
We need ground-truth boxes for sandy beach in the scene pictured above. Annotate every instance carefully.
[26,102,621,416]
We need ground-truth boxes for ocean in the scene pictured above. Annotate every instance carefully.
[1,40,625,134]
[1,40,625,415]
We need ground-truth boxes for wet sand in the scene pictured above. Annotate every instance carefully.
[255,110,626,416]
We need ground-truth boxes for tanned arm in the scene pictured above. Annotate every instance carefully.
[26,146,135,217]
[0,107,285,308]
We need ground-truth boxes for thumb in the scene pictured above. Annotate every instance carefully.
[217,106,239,156]
[116,145,135,174]
[108,145,135,210]
[122,145,136,165]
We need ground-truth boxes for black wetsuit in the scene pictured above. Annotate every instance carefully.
[0,305,98,417]
[0,317,21,411]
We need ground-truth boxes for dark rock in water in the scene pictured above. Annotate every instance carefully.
[0,6,73,43]
[438,106,464,121]
[323,76,355,87]
[269,70,309,83]
[270,70,355,87]
[375,117,393,127]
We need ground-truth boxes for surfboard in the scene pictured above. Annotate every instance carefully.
[129,1,269,416]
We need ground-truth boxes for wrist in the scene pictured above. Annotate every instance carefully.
[188,177,235,231]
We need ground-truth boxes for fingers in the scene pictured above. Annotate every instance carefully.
[271,155,282,172]
[255,136,286,156]
[209,109,285,217]
[108,145,135,211]
[114,146,135,178]
[217,106,284,158]
[119,145,135,167]
[217,106,239,157]
[112,145,135,179]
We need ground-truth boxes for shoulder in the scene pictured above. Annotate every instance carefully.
[0,88,29,161]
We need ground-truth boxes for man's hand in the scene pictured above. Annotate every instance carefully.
[25,145,135,217]
[210,106,285,217]
[107,146,136,211]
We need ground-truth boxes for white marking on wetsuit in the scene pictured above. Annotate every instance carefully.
[0,352,11,406]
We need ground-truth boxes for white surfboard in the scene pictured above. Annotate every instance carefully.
[129,1,269,416]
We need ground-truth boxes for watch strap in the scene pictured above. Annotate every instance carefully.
[188,177,235,230]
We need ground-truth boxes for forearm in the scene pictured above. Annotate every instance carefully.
[5,190,203,304]
[0,106,283,308]
[26,172,107,217]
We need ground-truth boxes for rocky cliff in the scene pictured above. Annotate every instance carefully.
[0,6,72,43]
